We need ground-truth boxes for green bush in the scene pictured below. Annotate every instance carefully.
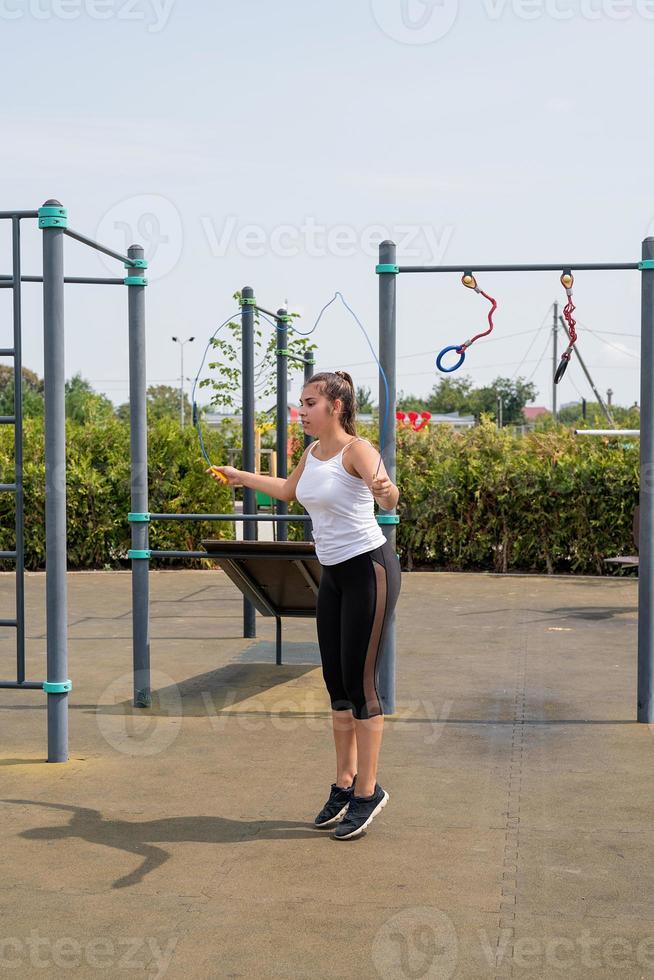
[0,415,640,575]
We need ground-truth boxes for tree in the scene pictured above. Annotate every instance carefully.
[356,385,374,413]
[65,373,114,424]
[0,366,45,418]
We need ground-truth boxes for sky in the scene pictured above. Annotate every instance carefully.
[0,0,651,413]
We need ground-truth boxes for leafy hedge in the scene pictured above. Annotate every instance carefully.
[0,415,640,574]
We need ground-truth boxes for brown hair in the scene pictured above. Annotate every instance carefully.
[305,371,357,436]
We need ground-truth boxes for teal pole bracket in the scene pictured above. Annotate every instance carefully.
[43,679,72,694]
[376,263,399,274]
[124,275,148,286]
[376,514,400,525]
[128,512,150,523]
[240,297,257,306]
[276,314,293,323]
[276,348,290,356]
[128,549,151,559]
[38,205,68,229]
[124,258,148,269]
[639,260,654,270]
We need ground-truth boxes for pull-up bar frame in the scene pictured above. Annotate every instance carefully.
[377,238,654,723]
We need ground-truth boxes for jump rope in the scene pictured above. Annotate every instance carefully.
[191,293,391,484]
[194,273,579,483]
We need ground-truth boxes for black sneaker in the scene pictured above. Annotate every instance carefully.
[333,782,389,839]
[314,775,357,828]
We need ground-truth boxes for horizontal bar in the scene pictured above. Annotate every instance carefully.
[398,263,640,274]
[149,512,311,522]
[0,680,43,689]
[0,417,16,425]
[149,550,212,559]
[255,304,285,319]
[0,211,38,220]
[0,619,18,627]
[0,484,17,492]
[574,429,640,436]
[0,275,124,286]
[0,551,17,559]
[64,226,133,266]
[0,349,15,357]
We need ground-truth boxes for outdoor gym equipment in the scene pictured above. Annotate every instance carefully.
[0,199,148,762]
[376,238,654,723]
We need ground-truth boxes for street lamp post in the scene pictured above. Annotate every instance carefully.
[171,335,194,428]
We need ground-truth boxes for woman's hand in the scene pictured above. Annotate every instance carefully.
[206,465,243,486]
[371,475,394,506]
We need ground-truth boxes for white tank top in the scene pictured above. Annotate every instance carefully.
[295,437,387,565]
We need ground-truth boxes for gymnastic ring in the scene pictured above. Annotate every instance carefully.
[436,346,466,373]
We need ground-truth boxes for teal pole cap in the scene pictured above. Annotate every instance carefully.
[38,205,68,229]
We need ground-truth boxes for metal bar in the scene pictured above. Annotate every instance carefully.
[574,429,640,436]
[242,286,256,640]
[0,619,18,627]
[0,349,15,356]
[276,308,288,542]
[12,216,26,686]
[0,552,17,559]
[0,484,17,492]
[63,226,133,266]
[0,275,124,285]
[638,237,654,723]
[397,263,640,274]
[378,241,397,715]
[128,244,151,710]
[0,681,44,689]
[149,513,311,521]
[0,211,38,220]
[254,303,283,320]
[559,315,614,426]
[149,551,211,559]
[303,350,315,542]
[0,417,16,424]
[42,199,69,763]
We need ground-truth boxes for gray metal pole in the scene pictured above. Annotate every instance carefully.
[378,241,397,715]
[276,309,288,543]
[42,199,68,762]
[128,244,150,708]
[242,288,256,638]
[12,217,26,684]
[303,349,315,542]
[638,237,654,722]
[552,301,558,421]
[180,342,184,429]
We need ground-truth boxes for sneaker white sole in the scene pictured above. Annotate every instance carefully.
[333,791,389,839]
[314,802,350,828]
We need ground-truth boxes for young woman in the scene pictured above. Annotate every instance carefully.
[208,370,401,840]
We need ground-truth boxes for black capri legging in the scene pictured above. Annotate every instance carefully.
[316,536,402,720]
